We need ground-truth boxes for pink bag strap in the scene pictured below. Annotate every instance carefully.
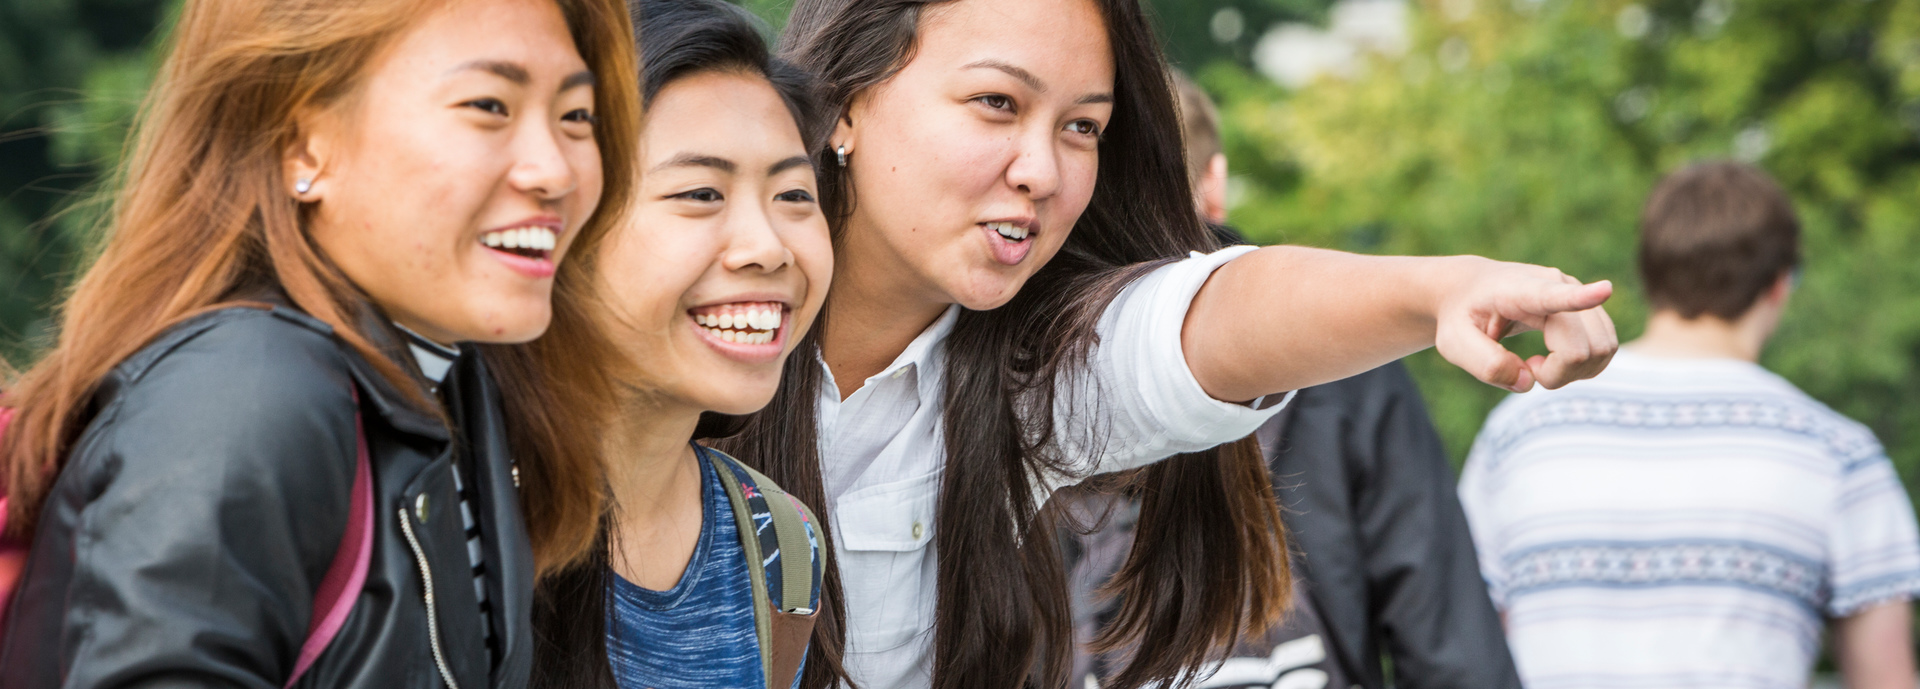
[285,391,375,687]
[0,407,21,628]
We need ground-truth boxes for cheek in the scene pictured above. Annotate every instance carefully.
[567,143,606,222]
[609,218,719,325]
[1049,153,1100,230]
[867,102,1005,203]
[794,225,835,303]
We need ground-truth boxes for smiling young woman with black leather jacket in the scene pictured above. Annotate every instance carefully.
[3,301,536,688]
[0,0,640,686]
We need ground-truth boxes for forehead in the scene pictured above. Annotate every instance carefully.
[380,0,584,77]
[915,0,1114,92]
[640,70,807,164]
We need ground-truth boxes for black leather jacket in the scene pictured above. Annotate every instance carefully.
[1262,362,1521,689]
[0,301,533,688]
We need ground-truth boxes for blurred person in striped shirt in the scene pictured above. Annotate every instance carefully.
[1460,161,1920,689]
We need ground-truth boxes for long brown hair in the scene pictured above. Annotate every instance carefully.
[711,1,1291,687]
[0,0,640,578]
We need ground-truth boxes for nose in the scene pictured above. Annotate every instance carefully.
[507,114,581,203]
[1004,127,1064,201]
[721,194,794,275]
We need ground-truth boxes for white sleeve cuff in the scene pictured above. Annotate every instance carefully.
[1075,245,1291,475]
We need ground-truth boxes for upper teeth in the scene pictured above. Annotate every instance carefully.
[988,221,1028,241]
[694,304,783,345]
[481,226,557,251]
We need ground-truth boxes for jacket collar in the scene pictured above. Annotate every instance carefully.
[252,291,451,442]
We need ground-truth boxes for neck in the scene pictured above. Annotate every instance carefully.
[605,389,703,515]
[1628,309,1769,363]
[602,387,706,587]
[820,238,953,401]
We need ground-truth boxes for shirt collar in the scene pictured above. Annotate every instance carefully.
[394,322,460,388]
[817,305,960,399]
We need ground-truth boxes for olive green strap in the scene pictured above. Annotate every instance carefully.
[742,464,816,613]
[709,456,776,686]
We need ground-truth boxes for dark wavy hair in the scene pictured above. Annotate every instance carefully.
[708,1,1293,687]
[529,0,839,687]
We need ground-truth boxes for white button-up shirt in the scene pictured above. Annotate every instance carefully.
[819,246,1289,688]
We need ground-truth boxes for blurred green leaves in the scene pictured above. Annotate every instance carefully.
[0,0,170,362]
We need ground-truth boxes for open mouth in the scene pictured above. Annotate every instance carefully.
[982,220,1035,266]
[480,225,558,262]
[986,221,1030,242]
[689,301,786,346]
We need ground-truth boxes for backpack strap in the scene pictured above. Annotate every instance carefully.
[706,446,820,689]
[285,388,375,688]
[735,463,817,615]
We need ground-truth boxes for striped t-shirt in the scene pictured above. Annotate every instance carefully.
[1459,349,1920,689]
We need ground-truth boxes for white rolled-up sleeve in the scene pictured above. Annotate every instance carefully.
[1047,245,1293,486]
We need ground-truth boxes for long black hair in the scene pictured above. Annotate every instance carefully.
[710,1,1293,687]
[530,1,842,686]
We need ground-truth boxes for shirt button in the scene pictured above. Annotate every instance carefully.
[414,493,430,522]
[891,368,908,380]
[911,521,924,540]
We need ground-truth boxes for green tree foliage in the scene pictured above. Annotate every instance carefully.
[0,0,170,362]
[1177,0,1920,483]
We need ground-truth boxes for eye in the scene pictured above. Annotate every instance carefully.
[1067,119,1102,137]
[974,94,1014,112]
[464,98,509,117]
[670,188,723,203]
[562,108,598,125]
[775,189,816,204]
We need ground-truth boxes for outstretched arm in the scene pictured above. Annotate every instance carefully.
[1184,246,1617,402]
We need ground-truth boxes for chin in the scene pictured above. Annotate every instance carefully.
[707,392,780,417]
[945,271,1030,311]
[471,306,554,344]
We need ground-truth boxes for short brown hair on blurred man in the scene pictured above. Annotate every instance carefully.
[1639,162,1802,337]
[1461,161,1920,688]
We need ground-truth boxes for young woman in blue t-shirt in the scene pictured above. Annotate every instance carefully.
[523,1,842,687]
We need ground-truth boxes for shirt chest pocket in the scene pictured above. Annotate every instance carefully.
[832,470,940,655]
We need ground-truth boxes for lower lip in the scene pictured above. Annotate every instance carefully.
[982,225,1034,266]
[690,313,788,365]
[485,246,556,279]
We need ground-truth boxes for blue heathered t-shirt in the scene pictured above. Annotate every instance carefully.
[607,449,798,689]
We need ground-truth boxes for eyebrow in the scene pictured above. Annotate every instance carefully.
[451,60,530,84]
[769,155,814,176]
[963,59,1113,105]
[449,61,596,91]
[561,70,596,91]
[964,59,1045,92]
[651,153,736,174]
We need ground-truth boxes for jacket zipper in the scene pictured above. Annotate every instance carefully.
[398,508,463,689]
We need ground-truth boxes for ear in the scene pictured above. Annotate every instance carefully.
[1765,269,1795,304]
[831,94,867,158]
[282,108,338,201]
[1199,153,1229,224]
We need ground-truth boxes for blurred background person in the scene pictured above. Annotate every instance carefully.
[1459,161,1920,689]
[1062,70,1523,689]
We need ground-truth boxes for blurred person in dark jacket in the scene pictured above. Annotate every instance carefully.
[1061,69,1522,689]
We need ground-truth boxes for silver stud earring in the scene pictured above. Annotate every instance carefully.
[294,178,312,195]
[835,145,848,167]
